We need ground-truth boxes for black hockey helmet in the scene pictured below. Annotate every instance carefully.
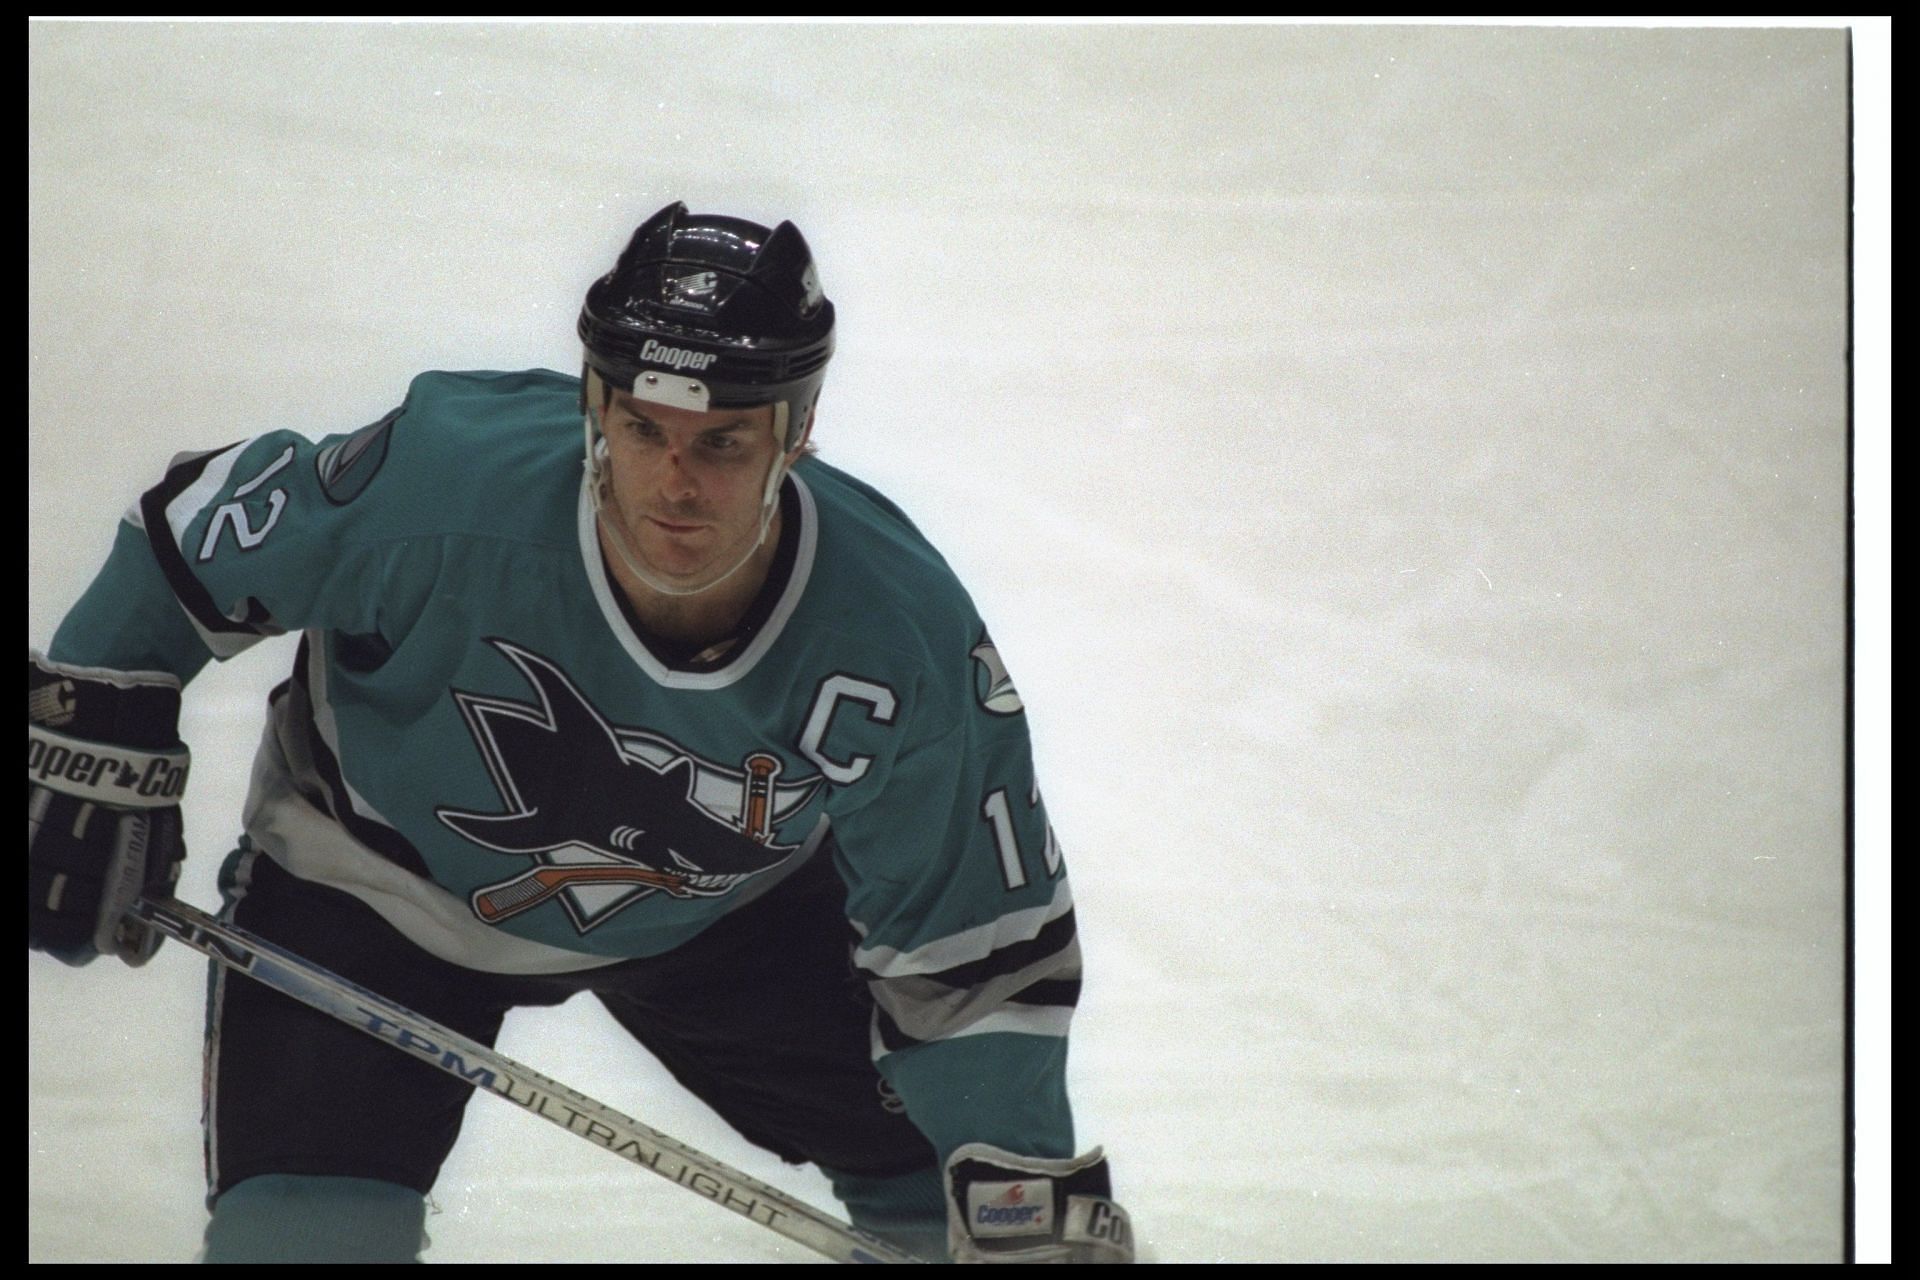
[578,202,834,443]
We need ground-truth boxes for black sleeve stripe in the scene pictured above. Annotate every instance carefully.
[875,1005,922,1054]
[284,640,435,881]
[857,909,1079,991]
[871,975,1080,1057]
[1007,977,1082,1008]
[139,446,279,639]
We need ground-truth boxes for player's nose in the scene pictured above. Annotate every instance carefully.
[657,447,702,498]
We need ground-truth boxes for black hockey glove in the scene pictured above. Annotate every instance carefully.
[945,1144,1134,1264]
[28,650,190,966]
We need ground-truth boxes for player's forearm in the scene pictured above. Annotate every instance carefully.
[880,1029,1078,1169]
[884,1034,1138,1264]
[48,518,215,682]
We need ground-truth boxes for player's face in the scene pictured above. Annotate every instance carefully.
[597,392,785,588]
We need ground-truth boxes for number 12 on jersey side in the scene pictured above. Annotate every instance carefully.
[980,785,1063,891]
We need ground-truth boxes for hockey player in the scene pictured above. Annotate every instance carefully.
[27,203,1133,1264]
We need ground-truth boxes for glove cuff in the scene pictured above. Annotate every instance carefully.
[29,649,184,749]
[945,1144,1133,1264]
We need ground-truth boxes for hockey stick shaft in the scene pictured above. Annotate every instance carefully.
[128,896,920,1265]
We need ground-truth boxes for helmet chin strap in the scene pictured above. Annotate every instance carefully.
[582,405,797,600]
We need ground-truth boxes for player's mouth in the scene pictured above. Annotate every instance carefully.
[647,517,708,536]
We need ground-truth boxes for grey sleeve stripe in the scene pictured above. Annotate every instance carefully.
[868,1003,1075,1060]
[853,878,1075,979]
[866,936,1082,1045]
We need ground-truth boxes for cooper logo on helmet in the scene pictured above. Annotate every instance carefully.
[639,339,719,372]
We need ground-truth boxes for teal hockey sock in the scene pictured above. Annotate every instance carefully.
[203,1174,427,1263]
[826,1163,949,1263]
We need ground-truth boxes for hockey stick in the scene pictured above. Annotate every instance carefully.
[127,896,922,1265]
[472,863,694,923]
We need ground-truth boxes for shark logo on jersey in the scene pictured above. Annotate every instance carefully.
[435,639,823,933]
[970,633,1024,716]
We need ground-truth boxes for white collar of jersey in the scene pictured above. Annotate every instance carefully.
[576,469,819,691]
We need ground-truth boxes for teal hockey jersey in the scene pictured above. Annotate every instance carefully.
[48,368,1080,1163]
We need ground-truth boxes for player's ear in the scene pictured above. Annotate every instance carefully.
[785,405,815,459]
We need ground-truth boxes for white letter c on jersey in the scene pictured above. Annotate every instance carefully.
[798,675,898,785]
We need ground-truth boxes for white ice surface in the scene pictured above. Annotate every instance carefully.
[28,21,1882,1264]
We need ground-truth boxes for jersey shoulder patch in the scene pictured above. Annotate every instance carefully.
[316,405,399,505]
[970,631,1024,716]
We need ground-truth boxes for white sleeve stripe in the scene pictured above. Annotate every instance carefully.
[181,614,266,660]
[869,1003,1075,1060]
[29,649,182,690]
[163,440,250,546]
[853,879,1074,979]
[231,444,295,497]
[868,939,1082,1043]
[941,1004,1075,1040]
